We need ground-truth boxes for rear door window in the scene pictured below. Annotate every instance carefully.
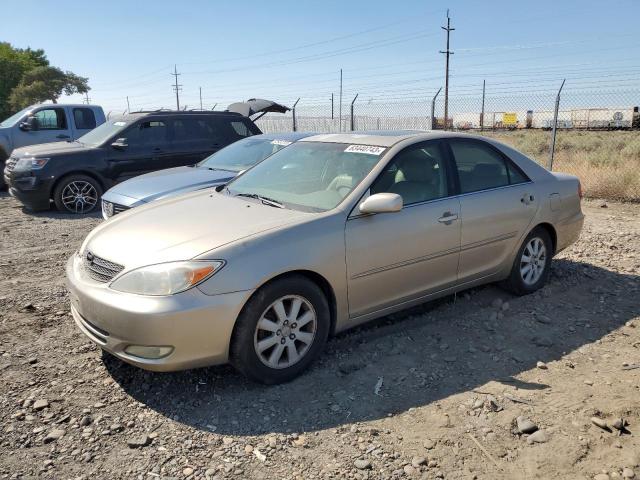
[73,108,97,129]
[34,108,67,130]
[171,117,224,146]
[122,120,168,147]
[449,139,527,194]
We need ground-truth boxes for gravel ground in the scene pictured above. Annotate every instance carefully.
[0,192,639,480]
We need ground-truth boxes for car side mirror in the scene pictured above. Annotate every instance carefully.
[19,116,38,131]
[359,192,403,214]
[111,138,128,150]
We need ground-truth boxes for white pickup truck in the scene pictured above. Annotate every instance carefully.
[0,104,106,188]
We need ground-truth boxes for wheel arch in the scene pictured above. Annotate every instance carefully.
[235,269,338,339]
[533,222,557,255]
[50,171,106,199]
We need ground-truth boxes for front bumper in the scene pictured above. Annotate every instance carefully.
[66,254,253,371]
[4,168,53,210]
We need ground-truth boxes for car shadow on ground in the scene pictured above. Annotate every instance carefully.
[105,258,640,436]
[0,191,102,220]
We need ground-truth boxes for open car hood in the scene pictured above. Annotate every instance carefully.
[226,99,290,119]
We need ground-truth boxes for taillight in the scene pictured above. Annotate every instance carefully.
[578,181,583,199]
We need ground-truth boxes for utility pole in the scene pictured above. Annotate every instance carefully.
[339,69,343,132]
[84,92,91,104]
[439,10,454,131]
[199,87,203,110]
[331,93,334,119]
[126,96,130,113]
[480,80,486,131]
[171,64,182,111]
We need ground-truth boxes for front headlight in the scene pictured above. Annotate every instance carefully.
[15,157,50,170]
[109,261,224,296]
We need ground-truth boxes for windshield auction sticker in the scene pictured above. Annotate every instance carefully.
[344,145,386,155]
[271,140,292,146]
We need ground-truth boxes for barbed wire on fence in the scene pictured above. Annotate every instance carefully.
[255,86,640,201]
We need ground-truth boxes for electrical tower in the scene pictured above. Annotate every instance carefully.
[171,65,182,111]
[439,10,454,130]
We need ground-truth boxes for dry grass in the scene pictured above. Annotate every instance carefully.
[480,130,640,201]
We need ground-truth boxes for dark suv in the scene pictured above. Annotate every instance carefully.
[4,108,270,213]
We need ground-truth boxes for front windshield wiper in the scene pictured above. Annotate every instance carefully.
[235,193,284,208]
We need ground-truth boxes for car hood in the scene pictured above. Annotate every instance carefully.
[83,190,311,270]
[12,141,91,158]
[104,166,237,205]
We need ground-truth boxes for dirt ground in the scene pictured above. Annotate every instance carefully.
[0,192,639,480]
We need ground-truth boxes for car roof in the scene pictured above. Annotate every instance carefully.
[111,111,246,122]
[300,130,486,148]
[252,132,315,141]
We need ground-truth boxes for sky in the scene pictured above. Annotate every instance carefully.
[3,0,640,116]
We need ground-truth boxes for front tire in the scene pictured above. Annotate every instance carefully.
[53,174,102,214]
[230,275,330,384]
[504,227,553,295]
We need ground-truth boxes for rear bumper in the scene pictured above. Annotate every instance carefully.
[66,254,254,371]
[555,210,584,253]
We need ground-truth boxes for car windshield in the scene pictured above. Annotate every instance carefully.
[226,141,386,212]
[0,106,32,127]
[76,118,130,147]
[198,137,293,172]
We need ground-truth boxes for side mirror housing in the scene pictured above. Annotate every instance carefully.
[19,116,38,131]
[111,138,128,150]
[359,192,403,214]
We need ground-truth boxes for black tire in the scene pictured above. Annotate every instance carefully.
[503,227,553,296]
[230,275,330,384]
[0,152,7,190]
[53,174,102,214]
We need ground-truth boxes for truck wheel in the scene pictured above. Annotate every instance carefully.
[53,174,102,214]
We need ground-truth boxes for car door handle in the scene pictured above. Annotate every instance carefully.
[438,212,458,224]
[56,134,70,139]
[521,194,535,205]
[152,147,163,153]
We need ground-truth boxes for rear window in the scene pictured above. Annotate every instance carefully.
[231,121,252,137]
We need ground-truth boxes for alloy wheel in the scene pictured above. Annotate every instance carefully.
[61,181,98,213]
[253,295,317,369]
[520,237,547,286]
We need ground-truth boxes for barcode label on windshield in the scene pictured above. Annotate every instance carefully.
[344,145,385,155]
[271,140,292,146]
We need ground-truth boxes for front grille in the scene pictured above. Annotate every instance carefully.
[84,251,124,283]
[102,200,129,218]
[5,156,18,172]
[113,203,129,215]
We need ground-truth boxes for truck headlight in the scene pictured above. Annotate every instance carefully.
[109,261,224,296]
[14,157,50,170]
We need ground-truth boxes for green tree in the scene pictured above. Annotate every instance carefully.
[8,66,89,109]
[0,42,89,120]
[0,42,49,119]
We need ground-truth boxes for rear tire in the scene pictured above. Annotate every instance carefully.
[53,174,102,214]
[503,227,553,296]
[0,151,7,190]
[230,275,330,384]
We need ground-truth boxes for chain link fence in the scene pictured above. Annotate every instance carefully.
[257,88,640,201]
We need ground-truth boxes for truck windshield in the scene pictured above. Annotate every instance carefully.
[0,106,32,127]
[76,119,130,147]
